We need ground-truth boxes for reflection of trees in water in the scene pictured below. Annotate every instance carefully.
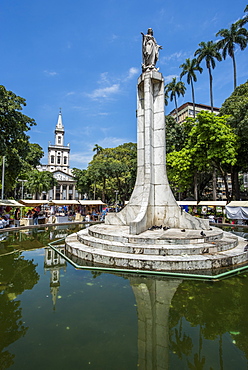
[0,224,85,253]
[169,276,248,368]
[0,253,39,369]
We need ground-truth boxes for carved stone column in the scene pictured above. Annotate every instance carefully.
[106,71,209,234]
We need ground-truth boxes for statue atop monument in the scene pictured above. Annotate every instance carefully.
[141,28,162,72]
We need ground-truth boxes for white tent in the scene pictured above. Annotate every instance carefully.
[0,199,24,207]
[225,201,248,219]
[78,200,106,206]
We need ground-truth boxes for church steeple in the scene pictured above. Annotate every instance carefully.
[55,109,64,146]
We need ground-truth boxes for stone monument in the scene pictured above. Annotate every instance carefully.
[65,29,247,272]
[106,28,209,235]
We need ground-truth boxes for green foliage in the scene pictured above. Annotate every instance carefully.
[165,115,187,153]
[165,77,186,121]
[72,168,91,195]
[25,170,57,198]
[179,58,203,118]
[167,148,195,192]
[166,111,238,197]
[220,81,248,139]
[187,111,238,168]
[0,85,36,156]
[24,143,44,169]
[194,41,222,111]
[0,86,40,195]
[86,143,137,203]
[216,22,248,89]
[220,81,248,198]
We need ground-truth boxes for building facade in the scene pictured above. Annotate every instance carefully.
[38,112,79,200]
[169,102,220,124]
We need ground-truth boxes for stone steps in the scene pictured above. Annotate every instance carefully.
[65,225,248,272]
[88,225,224,245]
[77,228,238,256]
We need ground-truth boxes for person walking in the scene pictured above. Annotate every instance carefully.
[32,209,39,226]
[14,208,20,227]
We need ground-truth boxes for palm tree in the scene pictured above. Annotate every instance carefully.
[179,58,203,117]
[27,170,57,199]
[165,77,186,122]
[194,41,222,112]
[216,22,248,90]
[239,5,248,27]
[93,144,103,157]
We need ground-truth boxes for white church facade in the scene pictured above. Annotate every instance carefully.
[38,112,80,200]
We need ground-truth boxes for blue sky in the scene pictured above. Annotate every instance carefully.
[1,0,247,169]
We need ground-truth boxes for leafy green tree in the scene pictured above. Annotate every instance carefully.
[167,112,238,200]
[87,143,137,203]
[179,58,203,117]
[194,41,222,112]
[165,77,186,122]
[220,81,248,199]
[165,115,187,154]
[216,22,248,89]
[0,85,37,195]
[72,168,91,197]
[24,143,44,169]
[26,170,57,199]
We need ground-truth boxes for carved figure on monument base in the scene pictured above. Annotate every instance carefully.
[141,28,162,72]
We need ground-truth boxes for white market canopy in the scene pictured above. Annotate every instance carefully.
[78,200,106,206]
[198,201,227,207]
[19,199,80,206]
[0,199,24,207]
[225,201,248,220]
[177,201,198,206]
[19,200,52,207]
[49,200,80,205]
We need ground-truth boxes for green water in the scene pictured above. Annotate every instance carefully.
[1,226,248,369]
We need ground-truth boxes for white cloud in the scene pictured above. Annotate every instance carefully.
[126,67,139,80]
[70,152,93,165]
[66,91,75,96]
[43,70,58,76]
[87,84,120,99]
[109,34,119,42]
[96,136,128,148]
[161,51,187,63]
[164,74,178,83]
[98,72,110,85]
[86,67,138,100]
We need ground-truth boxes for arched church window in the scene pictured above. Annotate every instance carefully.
[57,156,61,164]
[64,157,67,165]
[51,155,54,163]
[58,136,61,144]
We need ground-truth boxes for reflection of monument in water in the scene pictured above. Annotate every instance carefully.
[65,29,248,272]
[130,276,181,370]
[44,246,66,309]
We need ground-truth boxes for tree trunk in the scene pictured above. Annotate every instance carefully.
[174,95,179,122]
[231,165,240,200]
[194,172,198,201]
[102,177,106,202]
[232,54,237,90]
[191,78,196,118]
[219,167,231,202]
[208,67,214,113]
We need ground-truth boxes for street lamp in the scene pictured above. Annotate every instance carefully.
[18,179,27,199]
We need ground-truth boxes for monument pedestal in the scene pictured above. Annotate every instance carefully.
[106,71,209,234]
